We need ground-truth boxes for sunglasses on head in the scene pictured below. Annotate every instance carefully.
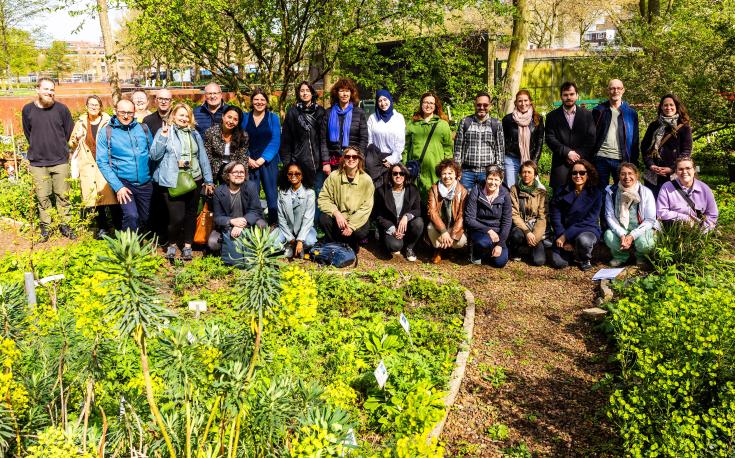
[571,170,587,176]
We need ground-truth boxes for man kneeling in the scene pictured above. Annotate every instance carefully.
[209,161,267,264]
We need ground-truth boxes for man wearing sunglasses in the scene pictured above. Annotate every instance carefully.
[454,91,505,191]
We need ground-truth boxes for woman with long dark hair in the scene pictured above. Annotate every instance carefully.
[280,81,325,185]
[502,89,544,188]
[373,162,423,262]
[243,87,281,225]
[204,105,249,183]
[276,162,317,258]
[641,94,693,197]
[549,159,601,271]
[403,91,453,199]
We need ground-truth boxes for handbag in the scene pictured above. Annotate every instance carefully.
[169,170,197,197]
[193,202,214,245]
[406,122,438,180]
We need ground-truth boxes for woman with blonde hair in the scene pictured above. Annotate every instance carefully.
[150,102,214,260]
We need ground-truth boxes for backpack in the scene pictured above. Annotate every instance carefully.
[307,242,356,268]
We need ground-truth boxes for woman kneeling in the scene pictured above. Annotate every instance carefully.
[426,159,468,264]
[465,165,512,267]
[603,163,657,267]
[276,162,317,258]
[509,160,547,266]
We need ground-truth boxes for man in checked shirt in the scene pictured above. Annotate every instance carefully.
[454,91,505,191]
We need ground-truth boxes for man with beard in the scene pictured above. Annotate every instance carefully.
[21,77,75,240]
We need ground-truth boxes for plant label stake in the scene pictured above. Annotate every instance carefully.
[374,360,388,389]
[188,300,207,319]
[340,428,358,456]
[24,272,36,307]
[36,274,65,309]
[399,312,414,347]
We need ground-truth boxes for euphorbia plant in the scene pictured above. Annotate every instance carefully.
[97,230,177,458]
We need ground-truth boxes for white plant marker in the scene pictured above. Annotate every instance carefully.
[374,360,388,389]
[399,312,414,347]
[188,300,207,319]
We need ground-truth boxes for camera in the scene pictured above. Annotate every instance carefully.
[178,160,191,168]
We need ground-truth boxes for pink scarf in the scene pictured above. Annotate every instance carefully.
[512,109,533,163]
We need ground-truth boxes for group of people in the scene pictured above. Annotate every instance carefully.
[21,76,719,269]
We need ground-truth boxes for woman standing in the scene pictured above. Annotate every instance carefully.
[150,103,215,261]
[657,157,718,231]
[509,160,548,266]
[464,165,512,267]
[549,159,601,271]
[321,78,368,179]
[426,159,468,264]
[603,163,658,267]
[502,90,544,188]
[280,81,325,185]
[243,88,281,225]
[373,163,423,262]
[204,105,249,183]
[68,95,118,237]
[641,94,693,197]
[317,145,374,255]
[276,162,318,259]
[368,89,406,168]
[403,92,453,200]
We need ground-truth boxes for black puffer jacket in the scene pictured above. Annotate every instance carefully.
[320,105,369,165]
[280,103,325,181]
[501,113,544,163]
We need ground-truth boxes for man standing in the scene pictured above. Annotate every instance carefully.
[545,82,596,190]
[143,89,173,136]
[21,77,75,240]
[194,82,229,137]
[96,100,154,232]
[454,91,505,191]
[131,90,151,123]
[592,79,639,189]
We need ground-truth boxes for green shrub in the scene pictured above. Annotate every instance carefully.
[606,267,735,456]
[648,220,730,274]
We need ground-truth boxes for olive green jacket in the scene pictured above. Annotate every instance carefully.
[317,170,375,230]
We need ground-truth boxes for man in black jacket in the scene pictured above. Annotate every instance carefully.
[21,77,75,240]
[545,82,596,190]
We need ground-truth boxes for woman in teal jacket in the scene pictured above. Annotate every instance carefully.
[150,103,214,261]
[403,91,453,200]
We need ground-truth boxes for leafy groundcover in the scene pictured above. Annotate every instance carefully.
[0,233,466,457]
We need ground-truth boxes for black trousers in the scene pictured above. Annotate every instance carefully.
[319,213,370,252]
[148,182,169,244]
[381,217,424,253]
[509,227,546,266]
[161,180,201,246]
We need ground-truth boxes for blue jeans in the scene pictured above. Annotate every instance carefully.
[470,230,509,268]
[460,169,486,191]
[313,170,327,227]
[504,155,521,188]
[275,227,318,248]
[249,159,279,225]
[119,179,153,232]
[595,157,621,191]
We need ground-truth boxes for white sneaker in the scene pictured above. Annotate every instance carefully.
[284,246,294,258]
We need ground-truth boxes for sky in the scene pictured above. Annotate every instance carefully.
[33,8,125,45]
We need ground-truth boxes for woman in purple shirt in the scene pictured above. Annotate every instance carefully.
[656,157,718,231]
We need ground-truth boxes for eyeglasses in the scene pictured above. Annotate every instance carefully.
[475,103,490,108]
[343,155,359,160]
[287,172,302,177]
[392,171,406,177]
[230,171,246,175]
[608,87,624,92]
[571,170,587,176]
[117,111,134,117]
[205,92,222,96]
[157,97,172,102]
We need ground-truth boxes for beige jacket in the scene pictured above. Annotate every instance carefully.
[69,113,117,207]
[509,184,547,240]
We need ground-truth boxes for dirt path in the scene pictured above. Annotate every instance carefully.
[355,245,619,457]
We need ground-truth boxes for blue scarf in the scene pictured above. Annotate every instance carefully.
[328,102,353,147]
[375,89,394,123]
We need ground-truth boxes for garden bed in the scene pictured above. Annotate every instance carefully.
[0,235,469,456]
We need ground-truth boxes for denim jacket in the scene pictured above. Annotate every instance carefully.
[150,127,214,187]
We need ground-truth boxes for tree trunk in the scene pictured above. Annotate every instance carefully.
[96,0,121,104]
[486,34,496,94]
[138,335,177,458]
[503,0,530,114]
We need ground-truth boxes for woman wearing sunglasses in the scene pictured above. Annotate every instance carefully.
[317,146,374,254]
[275,162,317,259]
[549,159,601,271]
[373,163,423,262]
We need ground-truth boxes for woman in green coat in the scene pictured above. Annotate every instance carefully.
[403,92,453,200]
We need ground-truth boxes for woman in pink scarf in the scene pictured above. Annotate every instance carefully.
[502,90,545,188]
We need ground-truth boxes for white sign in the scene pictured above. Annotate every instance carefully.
[592,268,625,281]
[37,274,65,285]
[374,360,388,389]
[399,313,410,334]
[344,428,357,446]
[188,300,207,318]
